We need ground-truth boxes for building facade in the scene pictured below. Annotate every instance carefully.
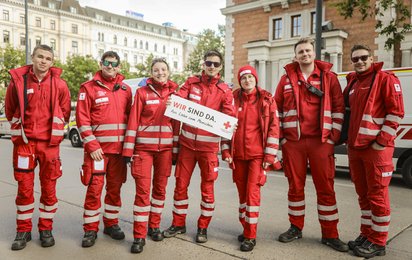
[0,0,198,73]
[222,0,412,93]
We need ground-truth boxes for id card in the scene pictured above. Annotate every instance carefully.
[17,156,30,170]
[93,159,105,171]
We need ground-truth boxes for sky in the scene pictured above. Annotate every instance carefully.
[78,0,227,34]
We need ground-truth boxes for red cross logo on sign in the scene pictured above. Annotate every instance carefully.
[224,121,232,129]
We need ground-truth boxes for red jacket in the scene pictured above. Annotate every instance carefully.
[345,62,404,148]
[232,87,281,169]
[176,72,235,153]
[275,60,345,144]
[6,65,71,145]
[76,71,132,154]
[122,78,180,156]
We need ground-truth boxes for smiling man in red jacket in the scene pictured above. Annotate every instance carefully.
[6,44,71,250]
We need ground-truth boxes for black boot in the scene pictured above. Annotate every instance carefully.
[353,240,386,258]
[39,230,55,247]
[348,235,367,250]
[82,230,97,248]
[321,238,349,252]
[240,238,256,252]
[148,227,164,241]
[131,238,145,254]
[238,234,245,242]
[278,224,302,243]
[196,228,207,243]
[163,225,186,238]
[103,224,125,240]
[11,232,31,251]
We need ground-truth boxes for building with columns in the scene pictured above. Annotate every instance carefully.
[0,0,197,73]
[221,0,412,93]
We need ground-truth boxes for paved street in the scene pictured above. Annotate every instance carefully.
[0,138,411,260]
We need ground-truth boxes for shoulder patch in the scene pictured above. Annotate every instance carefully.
[394,83,401,92]
[79,92,86,101]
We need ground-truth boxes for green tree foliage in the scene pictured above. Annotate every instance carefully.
[59,55,99,100]
[335,0,412,50]
[119,60,137,79]
[185,26,225,77]
[0,45,26,88]
[134,53,154,78]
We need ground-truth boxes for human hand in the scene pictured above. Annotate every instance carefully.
[90,148,104,161]
[262,162,271,169]
[224,157,233,164]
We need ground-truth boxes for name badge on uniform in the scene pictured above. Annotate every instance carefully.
[17,156,29,169]
[95,97,109,104]
[146,99,160,105]
[189,94,201,101]
[27,88,34,94]
[94,160,105,171]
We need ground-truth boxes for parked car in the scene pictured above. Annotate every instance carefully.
[68,77,146,147]
[0,105,11,138]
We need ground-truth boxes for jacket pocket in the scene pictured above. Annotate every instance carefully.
[131,154,146,179]
[206,158,219,181]
[48,158,63,180]
[376,164,394,188]
[258,171,267,186]
[13,144,36,172]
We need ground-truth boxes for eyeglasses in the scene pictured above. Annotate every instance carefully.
[102,60,119,67]
[204,60,221,68]
[351,55,369,63]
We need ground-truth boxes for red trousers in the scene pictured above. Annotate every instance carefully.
[282,137,339,238]
[348,146,393,246]
[131,150,172,238]
[13,140,62,232]
[83,154,127,232]
[172,146,219,229]
[233,158,266,239]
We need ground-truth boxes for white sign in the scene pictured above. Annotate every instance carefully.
[165,95,237,139]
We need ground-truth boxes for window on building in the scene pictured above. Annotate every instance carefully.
[311,12,316,34]
[140,40,143,49]
[102,33,104,42]
[20,14,25,24]
[124,53,128,62]
[20,34,25,46]
[50,20,56,30]
[48,2,56,9]
[291,15,302,37]
[33,0,41,5]
[3,10,9,21]
[145,42,148,50]
[173,61,178,70]
[36,17,41,27]
[134,55,137,64]
[98,49,104,57]
[154,44,157,52]
[124,37,127,46]
[163,45,166,53]
[3,30,10,43]
[113,35,117,44]
[70,7,77,14]
[72,24,78,34]
[35,36,41,46]
[134,39,137,48]
[272,18,282,40]
[72,41,78,54]
[50,39,56,50]
[96,14,104,21]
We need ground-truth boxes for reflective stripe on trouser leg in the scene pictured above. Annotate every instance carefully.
[83,175,105,232]
[172,146,196,227]
[307,138,339,238]
[15,170,35,232]
[197,151,218,229]
[103,154,126,228]
[149,150,171,229]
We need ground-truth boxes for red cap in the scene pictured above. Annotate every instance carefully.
[238,65,258,85]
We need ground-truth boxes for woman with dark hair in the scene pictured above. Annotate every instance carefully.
[224,65,281,252]
[122,58,179,254]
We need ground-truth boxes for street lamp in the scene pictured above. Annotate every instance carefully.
[25,0,29,64]
[315,0,322,60]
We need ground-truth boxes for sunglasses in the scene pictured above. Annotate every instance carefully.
[351,55,369,63]
[102,60,119,67]
[204,60,221,68]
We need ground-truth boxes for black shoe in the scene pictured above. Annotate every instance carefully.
[103,224,125,240]
[148,227,164,241]
[39,230,55,247]
[348,235,367,250]
[196,228,208,243]
[163,225,186,238]
[353,240,386,258]
[278,225,302,243]
[130,238,145,254]
[82,230,97,248]
[11,232,31,251]
[238,234,245,242]
[321,238,349,252]
[240,238,256,252]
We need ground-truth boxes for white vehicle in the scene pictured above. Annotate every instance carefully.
[0,105,11,138]
[335,67,412,188]
[68,77,145,147]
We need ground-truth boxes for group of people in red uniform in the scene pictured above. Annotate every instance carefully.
[5,38,403,259]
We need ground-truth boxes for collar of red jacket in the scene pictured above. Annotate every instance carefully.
[201,71,221,85]
[146,77,177,90]
[284,60,333,75]
[94,71,125,87]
